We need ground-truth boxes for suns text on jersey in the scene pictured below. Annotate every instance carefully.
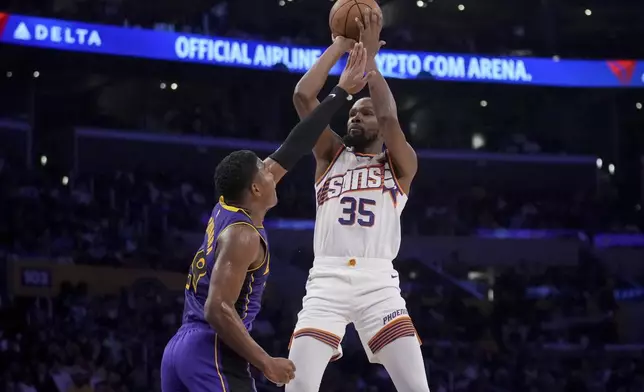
[317,162,400,206]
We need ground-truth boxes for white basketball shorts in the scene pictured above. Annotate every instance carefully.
[289,257,421,364]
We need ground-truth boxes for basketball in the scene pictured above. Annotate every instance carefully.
[329,0,382,41]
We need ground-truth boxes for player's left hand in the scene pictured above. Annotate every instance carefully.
[355,8,386,58]
[337,42,376,95]
[332,34,357,53]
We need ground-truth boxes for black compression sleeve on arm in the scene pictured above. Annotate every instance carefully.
[269,85,350,171]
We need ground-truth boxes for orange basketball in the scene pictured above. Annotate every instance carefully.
[329,0,382,41]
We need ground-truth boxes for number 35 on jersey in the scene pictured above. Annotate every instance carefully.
[313,148,408,260]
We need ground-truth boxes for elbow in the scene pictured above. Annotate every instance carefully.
[204,297,228,329]
[292,88,311,107]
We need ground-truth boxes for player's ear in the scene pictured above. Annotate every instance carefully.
[250,182,261,196]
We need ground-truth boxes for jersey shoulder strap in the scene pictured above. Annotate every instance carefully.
[315,145,348,187]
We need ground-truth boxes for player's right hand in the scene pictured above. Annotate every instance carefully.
[355,8,386,58]
[262,357,296,385]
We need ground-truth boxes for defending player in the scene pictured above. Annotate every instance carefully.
[160,43,374,392]
[287,10,430,392]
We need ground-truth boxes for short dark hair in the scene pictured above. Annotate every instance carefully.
[214,150,260,203]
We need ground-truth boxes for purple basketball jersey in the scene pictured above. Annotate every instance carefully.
[182,197,270,332]
[162,198,269,392]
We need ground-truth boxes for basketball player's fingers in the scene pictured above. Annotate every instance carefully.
[353,45,364,68]
[270,374,288,385]
[363,8,371,30]
[351,53,364,79]
[358,71,375,86]
[345,44,357,70]
[347,44,359,69]
[357,47,368,69]
[379,40,386,48]
[372,8,380,26]
[363,70,377,82]
[353,43,365,68]
[355,17,365,39]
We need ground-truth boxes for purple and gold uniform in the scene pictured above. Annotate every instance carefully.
[161,197,270,392]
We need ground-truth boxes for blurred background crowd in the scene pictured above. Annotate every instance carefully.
[1,0,644,391]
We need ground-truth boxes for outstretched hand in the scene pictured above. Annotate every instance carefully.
[332,34,356,53]
[337,42,376,95]
[355,8,386,57]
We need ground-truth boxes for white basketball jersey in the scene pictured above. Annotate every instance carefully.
[313,146,408,261]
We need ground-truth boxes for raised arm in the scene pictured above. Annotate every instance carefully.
[292,38,354,176]
[366,61,417,194]
[204,224,295,385]
[265,43,374,184]
[359,11,418,194]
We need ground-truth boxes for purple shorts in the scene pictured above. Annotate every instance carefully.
[161,326,256,392]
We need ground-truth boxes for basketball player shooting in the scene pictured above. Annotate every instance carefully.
[160,43,374,392]
[287,9,430,392]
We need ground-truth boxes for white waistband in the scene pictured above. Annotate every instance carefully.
[313,256,393,269]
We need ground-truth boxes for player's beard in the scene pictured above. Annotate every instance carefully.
[343,131,376,153]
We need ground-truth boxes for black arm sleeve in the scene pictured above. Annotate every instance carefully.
[269,85,350,171]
